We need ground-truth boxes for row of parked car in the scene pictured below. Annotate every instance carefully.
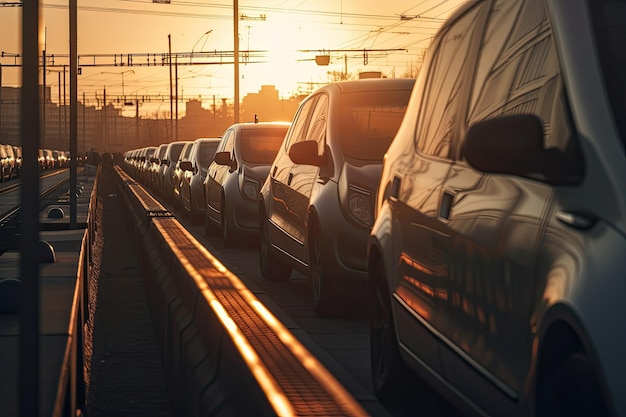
[122,0,624,414]
[1,144,87,183]
[0,143,22,182]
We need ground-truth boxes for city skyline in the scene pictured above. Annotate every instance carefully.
[1,0,467,115]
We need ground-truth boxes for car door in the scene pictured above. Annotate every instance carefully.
[181,141,198,210]
[207,129,235,223]
[391,2,488,382]
[439,1,574,410]
[266,96,318,254]
[283,93,328,264]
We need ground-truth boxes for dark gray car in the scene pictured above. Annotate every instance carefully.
[204,122,290,247]
[367,1,626,416]
[259,77,415,316]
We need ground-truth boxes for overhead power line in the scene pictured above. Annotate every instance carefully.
[0,50,268,68]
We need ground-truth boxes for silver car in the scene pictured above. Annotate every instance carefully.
[259,77,415,316]
[179,137,221,223]
[368,0,626,416]
[204,121,290,247]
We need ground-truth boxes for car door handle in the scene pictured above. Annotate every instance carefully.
[288,173,294,186]
[390,176,401,200]
[438,190,454,220]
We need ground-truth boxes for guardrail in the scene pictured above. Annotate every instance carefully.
[113,164,370,417]
[52,165,101,417]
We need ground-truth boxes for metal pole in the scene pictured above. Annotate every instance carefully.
[83,92,86,156]
[63,66,67,150]
[175,55,178,141]
[58,72,61,146]
[103,87,107,152]
[168,34,173,140]
[20,0,42,415]
[1,64,3,138]
[234,0,239,123]
[70,0,77,229]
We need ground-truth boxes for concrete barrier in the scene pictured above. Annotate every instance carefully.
[113,165,370,417]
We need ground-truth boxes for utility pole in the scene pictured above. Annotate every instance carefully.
[103,87,107,152]
[175,55,178,141]
[234,0,239,123]
[58,72,61,146]
[136,99,139,149]
[20,2,43,416]
[83,91,86,155]
[0,64,2,137]
[168,34,173,140]
[70,0,77,228]
[63,66,67,149]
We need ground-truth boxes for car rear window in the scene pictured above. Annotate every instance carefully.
[339,88,412,161]
[241,127,288,164]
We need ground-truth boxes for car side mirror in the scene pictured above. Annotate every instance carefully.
[214,151,236,170]
[288,140,326,166]
[464,114,583,185]
[464,114,546,177]
[179,160,193,172]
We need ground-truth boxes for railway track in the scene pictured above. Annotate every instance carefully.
[0,169,81,253]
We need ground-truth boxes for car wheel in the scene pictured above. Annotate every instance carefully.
[221,197,239,247]
[536,352,609,417]
[204,209,218,237]
[259,214,292,281]
[190,195,202,224]
[370,254,446,414]
[370,255,409,403]
[310,226,341,317]
[172,190,180,210]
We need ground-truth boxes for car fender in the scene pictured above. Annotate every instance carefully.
[534,222,626,416]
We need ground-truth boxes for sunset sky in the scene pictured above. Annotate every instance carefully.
[0,0,467,116]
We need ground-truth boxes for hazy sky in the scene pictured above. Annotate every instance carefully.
[0,0,466,116]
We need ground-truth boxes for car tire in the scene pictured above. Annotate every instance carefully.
[259,214,292,281]
[370,254,447,415]
[221,198,239,247]
[172,191,180,210]
[204,210,219,237]
[190,195,202,224]
[310,225,342,317]
[536,351,609,417]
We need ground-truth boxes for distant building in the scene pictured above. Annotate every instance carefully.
[0,85,306,153]
[242,85,303,124]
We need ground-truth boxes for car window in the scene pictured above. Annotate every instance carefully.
[468,0,583,181]
[307,94,328,155]
[284,95,318,149]
[180,143,193,161]
[340,88,412,161]
[169,143,185,162]
[241,127,289,164]
[416,4,486,159]
[199,141,219,167]
[221,130,235,154]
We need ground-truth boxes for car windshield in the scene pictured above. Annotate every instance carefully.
[590,0,626,154]
[241,127,288,164]
[199,141,220,167]
[339,89,412,161]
